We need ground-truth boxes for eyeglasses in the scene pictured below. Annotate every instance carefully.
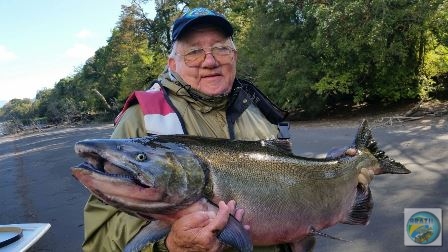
[176,46,236,67]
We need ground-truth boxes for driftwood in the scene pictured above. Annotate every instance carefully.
[373,116,424,127]
[404,101,448,117]
[404,101,423,117]
[372,100,448,127]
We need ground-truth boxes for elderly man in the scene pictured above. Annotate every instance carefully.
[82,7,372,252]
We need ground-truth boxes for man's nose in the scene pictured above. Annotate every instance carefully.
[202,51,218,66]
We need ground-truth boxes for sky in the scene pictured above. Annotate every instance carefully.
[0,0,155,107]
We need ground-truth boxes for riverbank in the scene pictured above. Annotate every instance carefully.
[1,117,447,251]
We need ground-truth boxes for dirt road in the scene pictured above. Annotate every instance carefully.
[0,119,446,251]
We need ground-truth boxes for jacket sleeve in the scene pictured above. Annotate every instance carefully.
[82,105,168,251]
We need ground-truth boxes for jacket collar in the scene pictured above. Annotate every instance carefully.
[158,68,230,112]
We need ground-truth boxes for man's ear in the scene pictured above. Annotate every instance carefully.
[168,57,176,72]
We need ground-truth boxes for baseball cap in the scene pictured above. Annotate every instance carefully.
[172,7,233,42]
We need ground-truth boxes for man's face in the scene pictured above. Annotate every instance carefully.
[168,27,237,96]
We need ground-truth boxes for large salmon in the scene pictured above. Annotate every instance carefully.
[71,120,410,251]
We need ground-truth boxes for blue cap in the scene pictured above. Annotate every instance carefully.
[172,7,233,42]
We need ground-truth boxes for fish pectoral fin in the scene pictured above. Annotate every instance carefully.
[309,226,351,242]
[217,215,253,252]
[124,221,170,252]
[341,184,373,225]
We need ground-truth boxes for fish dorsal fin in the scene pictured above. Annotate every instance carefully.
[263,139,293,153]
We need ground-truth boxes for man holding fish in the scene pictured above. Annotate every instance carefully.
[81,7,374,252]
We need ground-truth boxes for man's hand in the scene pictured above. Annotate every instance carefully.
[165,200,246,252]
[326,146,356,159]
[326,146,374,186]
[358,167,374,186]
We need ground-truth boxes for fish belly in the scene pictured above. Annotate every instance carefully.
[209,167,359,245]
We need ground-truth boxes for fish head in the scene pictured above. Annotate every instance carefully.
[71,135,206,219]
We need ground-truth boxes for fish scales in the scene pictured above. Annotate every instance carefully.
[71,120,410,251]
[183,139,367,244]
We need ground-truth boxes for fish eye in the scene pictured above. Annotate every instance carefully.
[135,153,147,162]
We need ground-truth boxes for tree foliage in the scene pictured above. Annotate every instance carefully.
[1,0,448,130]
[240,0,448,114]
[1,98,34,121]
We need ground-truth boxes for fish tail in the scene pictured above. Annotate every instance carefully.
[353,120,410,174]
[341,184,373,225]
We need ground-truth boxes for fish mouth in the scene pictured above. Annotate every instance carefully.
[74,151,150,188]
[71,150,165,211]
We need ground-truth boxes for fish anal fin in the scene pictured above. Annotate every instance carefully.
[341,184,373,225]
[124,221,170,252]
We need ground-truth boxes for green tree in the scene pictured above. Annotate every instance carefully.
[0,98,34,121]
[16,0,448,124]
[34,88,54,118]
[417,0,448,98]
[239,0,447,116]
[81,4,165,106]
[240,1,325,114]
[133,0,180,53]
[115,4,166,100]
